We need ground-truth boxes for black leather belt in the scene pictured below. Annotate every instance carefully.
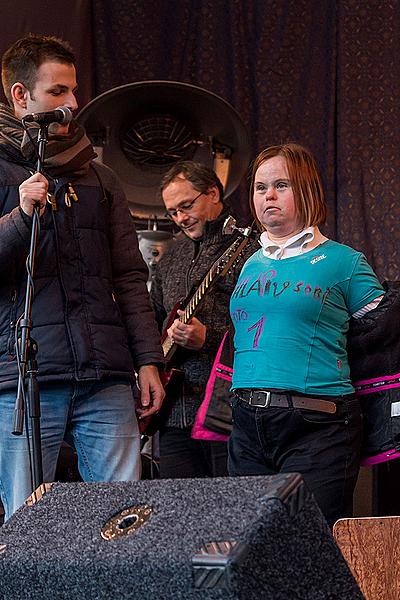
[234,389,337,414]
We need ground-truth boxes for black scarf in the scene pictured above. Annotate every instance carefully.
[0,102,96,178]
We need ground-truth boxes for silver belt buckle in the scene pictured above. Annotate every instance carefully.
[251,390,271,408]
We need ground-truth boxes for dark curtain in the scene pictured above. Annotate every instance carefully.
[90,0,400,280]
[91,0,337,234]
[336,1,400,280]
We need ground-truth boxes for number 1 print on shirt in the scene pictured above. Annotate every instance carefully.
[247,316,265,348]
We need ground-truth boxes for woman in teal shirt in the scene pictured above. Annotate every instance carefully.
[229,143,384,526]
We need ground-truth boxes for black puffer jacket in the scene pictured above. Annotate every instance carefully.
[150,211,258,427]
[0,149,163,390]
[348,281,400,456]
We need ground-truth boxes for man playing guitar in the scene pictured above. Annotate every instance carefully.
[150,161,257,479]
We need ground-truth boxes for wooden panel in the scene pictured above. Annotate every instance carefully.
[334,517,400,600]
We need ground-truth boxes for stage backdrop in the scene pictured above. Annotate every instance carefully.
[0,0,399,281]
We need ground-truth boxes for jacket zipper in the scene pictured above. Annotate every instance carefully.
[181,242,204,428]
[181,381,188,428]
[50,183,81,378]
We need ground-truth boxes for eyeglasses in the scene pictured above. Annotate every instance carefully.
[164,191,204,220]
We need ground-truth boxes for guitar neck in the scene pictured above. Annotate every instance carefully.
[161,266,217,361]
[181,263,219,324]
[162,232,251,361]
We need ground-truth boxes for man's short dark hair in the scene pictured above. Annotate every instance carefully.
[160,161,224,201]
[1,33,76,106]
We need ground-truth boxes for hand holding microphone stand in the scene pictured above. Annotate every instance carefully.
[12,107,72,496]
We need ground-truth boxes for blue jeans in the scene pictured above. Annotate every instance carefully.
[228,394,362,527]
[0,380,141,520]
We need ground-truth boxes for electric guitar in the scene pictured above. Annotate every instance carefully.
[139,220,253,435]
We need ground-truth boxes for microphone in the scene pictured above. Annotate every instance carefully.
[22,106,73,126]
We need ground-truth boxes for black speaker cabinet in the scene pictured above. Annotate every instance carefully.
[0,474,362,599]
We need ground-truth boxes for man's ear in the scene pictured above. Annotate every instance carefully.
[10,82,29,112]
[208,185,221,204]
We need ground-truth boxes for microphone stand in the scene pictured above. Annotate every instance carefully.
[12,122,49,493]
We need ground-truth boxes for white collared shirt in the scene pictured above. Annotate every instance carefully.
[258,226,383,317]
[259,226,328,259]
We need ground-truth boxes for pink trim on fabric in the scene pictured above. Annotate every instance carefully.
[354,372,400,396]
[357,382,400,396]
[353,373,400,388]
[361,449,400,466]
[216,368,233,382]
[192,331,231,441]
[354,372,400,386]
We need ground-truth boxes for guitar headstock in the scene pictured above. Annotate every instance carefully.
[222,216,253,238]
[183,220,253,321]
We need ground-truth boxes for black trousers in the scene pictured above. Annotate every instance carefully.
[159,426,228,478]
[228,394,362,527]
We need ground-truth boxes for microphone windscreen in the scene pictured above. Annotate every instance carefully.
[57,106,73,125]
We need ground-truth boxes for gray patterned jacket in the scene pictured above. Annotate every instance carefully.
[150,210,258,428]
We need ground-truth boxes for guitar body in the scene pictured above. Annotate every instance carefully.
[139,367,184,436]
[140,303,187,436]
[160,300,184,362]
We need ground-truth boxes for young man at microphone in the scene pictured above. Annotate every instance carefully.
[0,34,165,520]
